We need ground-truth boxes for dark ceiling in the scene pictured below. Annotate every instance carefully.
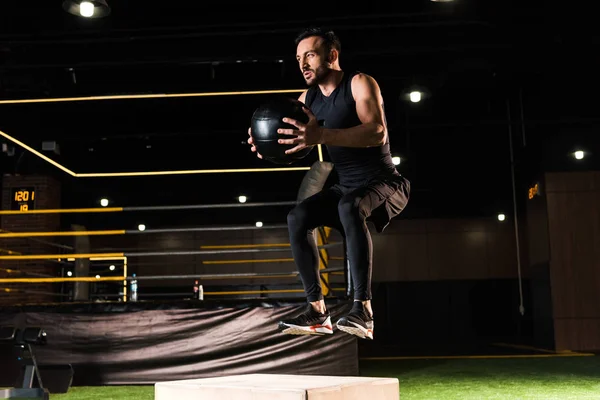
[0,1,598,227]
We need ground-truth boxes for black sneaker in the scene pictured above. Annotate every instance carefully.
[278,304,333,336]
[336,301,374,340]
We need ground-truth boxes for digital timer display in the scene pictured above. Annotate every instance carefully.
[11,187,36,211]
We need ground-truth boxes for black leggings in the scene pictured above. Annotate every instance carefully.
[287,180,406,302]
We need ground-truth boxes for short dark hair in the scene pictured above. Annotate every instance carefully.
[294,27,341,56]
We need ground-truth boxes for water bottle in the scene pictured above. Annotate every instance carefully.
[130,273,138,302]
[193,280,204,300]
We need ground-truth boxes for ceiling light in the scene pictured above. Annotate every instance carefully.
[80,1,94,17]
[62,0,111,18]
[402,86,428,103]
[409,91,422,103]
[574,150,584,160]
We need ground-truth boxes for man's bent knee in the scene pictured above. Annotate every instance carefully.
[338,196,368,223]
[287,205,309,232]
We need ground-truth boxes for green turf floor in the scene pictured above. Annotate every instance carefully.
[42,354,600,399]
[360,355,600,399]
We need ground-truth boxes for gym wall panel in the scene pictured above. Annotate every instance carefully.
[371,217,517,282]
[544,171,600,351]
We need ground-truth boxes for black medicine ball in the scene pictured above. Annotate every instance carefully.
[250,97,314,165]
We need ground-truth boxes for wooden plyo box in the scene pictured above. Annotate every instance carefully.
[155,373,399,400]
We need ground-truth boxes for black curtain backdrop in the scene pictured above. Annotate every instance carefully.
[0,300,358,386]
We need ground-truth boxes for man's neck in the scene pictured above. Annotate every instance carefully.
[318,69,344,97]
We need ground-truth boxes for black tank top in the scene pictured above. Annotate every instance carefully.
[304,70,399,187]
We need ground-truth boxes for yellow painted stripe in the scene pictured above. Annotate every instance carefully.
[66,256,127,262]
[89,256,127,261]
[0,207,123,215]
[204,289,305,296]
[0,129,77,176]
[201,243,291,249]
[203,274,298,280]
[0,276,125,283]
[317,228,329,296]
[76,167,310,178]
[492,342,562,354]
[0,230,126,238]
[0,89,305,105]
[0,252,124,260]
[360,353,596,361]
[202,258,294,264]
[0,128,310,178]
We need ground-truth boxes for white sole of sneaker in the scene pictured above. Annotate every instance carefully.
[336,321,374,340]
[279,317,333,336]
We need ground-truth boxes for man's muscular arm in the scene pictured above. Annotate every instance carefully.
[278,74,387,154]
[319,73,387,147]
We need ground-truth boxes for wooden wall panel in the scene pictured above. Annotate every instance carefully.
[545,171,600,350]
[487,227,519,278]
[377,234,429,282]
[370,220,428,282]
[553,319,600,352]
[371,217,517,282]
[426,231,489,280]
